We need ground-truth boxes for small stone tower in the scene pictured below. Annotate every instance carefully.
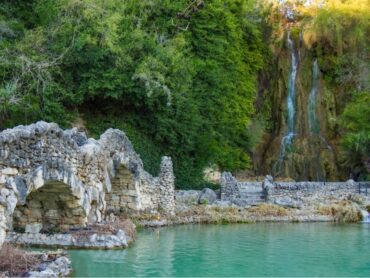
[159,156,175,215]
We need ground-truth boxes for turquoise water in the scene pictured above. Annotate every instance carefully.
[69,223,370,277]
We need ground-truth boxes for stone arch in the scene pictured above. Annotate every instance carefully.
[0,122,176,249]
[105,164,138,214]
[13,180,86,232]
[9,165,89,233]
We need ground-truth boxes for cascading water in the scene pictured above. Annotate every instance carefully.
[308,59,319,135]
[360,209,370,223]
[274,31,298,174]
[308,59,333,153]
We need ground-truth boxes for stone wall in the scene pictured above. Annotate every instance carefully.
[220,172,370,207]
[0,121,175,247]
[263,178,369,206]
[220,172,265,206]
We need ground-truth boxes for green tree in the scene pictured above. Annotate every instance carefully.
[339,91,370,180]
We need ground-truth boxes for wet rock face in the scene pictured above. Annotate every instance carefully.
[0,121,175,247]
[254,33,339,181]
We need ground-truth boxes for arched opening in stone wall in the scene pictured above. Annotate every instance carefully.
[12,181,86,232]
[105,165,137,214]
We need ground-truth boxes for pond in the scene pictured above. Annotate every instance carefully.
[68,223,370,277]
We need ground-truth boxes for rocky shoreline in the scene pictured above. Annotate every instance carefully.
[5,229,131,249]
[5,219,136,249]
[0,248,71,278]
[136,179,370,227]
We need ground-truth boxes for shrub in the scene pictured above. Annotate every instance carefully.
[0,244,40,277]
[317,201,362,223]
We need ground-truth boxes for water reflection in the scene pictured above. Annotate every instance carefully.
[69,223,370,277]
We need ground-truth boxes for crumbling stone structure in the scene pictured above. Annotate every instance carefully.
[0,122,175,247]
[220,172,369,208]
[220,172,265,206]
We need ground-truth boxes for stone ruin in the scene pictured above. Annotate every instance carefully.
[0,121,176,247]
[220,172,370,208]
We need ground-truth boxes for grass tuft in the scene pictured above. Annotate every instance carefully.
[317,201,362,223]
[248,204,289,217]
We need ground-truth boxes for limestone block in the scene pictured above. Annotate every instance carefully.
[0,188,10,197]
[126,190,137,197]
[28,200,42,209]
[71,207,85,216]
[1,168,18,175]
[110,194,120,201]
[45,209,60,220]
[128,202,137,210]
[0,227,5,247]
[25,223,43,234]
[0,174,6,184]
[65,201,81,209]
[6,193,18,215]
[31,168,45,190]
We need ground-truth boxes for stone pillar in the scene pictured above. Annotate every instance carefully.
[220,172,239,200]
[262,175,275,200]
[159,156,175,215]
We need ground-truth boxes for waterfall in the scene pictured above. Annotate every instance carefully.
[308,59,319,135]
[274,31,298,174]
[360,210,370,223]
[308,59,333,153]
[286,32,298,136]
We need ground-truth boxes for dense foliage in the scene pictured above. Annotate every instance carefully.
[0,0,266,188]
[339,92,370,180]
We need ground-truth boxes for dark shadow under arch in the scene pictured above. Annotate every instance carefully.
[13,181,86,232]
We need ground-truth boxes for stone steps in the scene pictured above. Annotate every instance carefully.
[237,184,265,205]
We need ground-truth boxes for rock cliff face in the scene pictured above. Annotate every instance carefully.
[0,121,175,247]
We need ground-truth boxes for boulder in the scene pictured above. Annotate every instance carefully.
[262,175,275,191]
[176,190,200,205]
[346,179,357,187]
[198,188,217,205]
